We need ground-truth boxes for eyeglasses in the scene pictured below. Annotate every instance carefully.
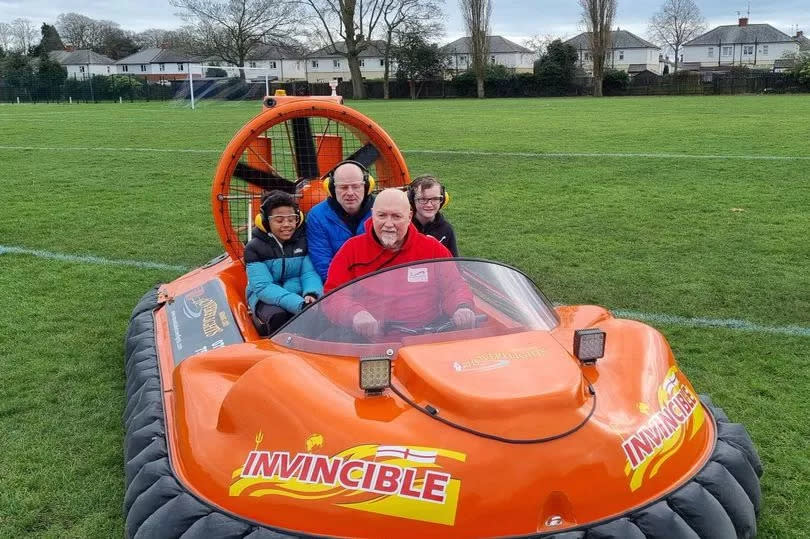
[415,197,443,206]
[269,214,300,225]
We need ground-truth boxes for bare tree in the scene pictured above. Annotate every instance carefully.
[134,28,173,49]
[380,0,443,98]
[170,0,301,79]
[648,0,705,73]
[523,33,555,57]
[56,12,97,49]
[0,22,13,52]
[301,0,390,99]
[578,0,616,97]
[10,18,38,53]
[459,0,491,98]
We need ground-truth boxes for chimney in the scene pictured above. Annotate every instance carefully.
[797,30,804,38]
[738,17,749,27]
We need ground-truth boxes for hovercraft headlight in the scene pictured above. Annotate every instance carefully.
[359,356,391,395]
[574,328,605,365]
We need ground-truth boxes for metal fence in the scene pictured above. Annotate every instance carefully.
[1,71,805,103]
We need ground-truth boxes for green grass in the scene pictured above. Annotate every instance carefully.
[0,95,809,537]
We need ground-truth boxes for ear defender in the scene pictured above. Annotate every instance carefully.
[258,191,303,232]
[440,188,450,209]
[407,178,448,209]
[322,160,373,198]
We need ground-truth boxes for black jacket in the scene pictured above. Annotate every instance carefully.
[412,212,458,256]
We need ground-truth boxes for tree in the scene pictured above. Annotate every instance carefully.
[578,0,616,97]
[648,0,705,73]
[301,0,390,99]
[0,22,12,52]
[35,53,68,100]
[11,18,38,54]
[534,39,578,94]
[459,0,491,98]
[170,0,300,79]
[379,0,443,99]
[31,24,65,56]
[56,13,96,49]
[394,31,444,98]
[523,33,554,57]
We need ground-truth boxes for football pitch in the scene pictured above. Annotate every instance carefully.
[0,95,808,537]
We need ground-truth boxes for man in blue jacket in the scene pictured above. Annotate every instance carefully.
[306,160,374,281]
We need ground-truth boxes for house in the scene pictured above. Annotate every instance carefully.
[564,29,662,75]
[304,41,391,83]
[48,49,116,79]
[441,35,536,74]
[796,30,809,51]
[681,18,799,70]
[205,43,308,81]
[115,48,202,81]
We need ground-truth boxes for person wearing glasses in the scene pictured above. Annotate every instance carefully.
[408,175,458,257]
[245,191,323,335]
[323,189,474,339]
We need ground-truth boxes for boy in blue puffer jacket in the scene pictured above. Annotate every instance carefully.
[244,191,323,335]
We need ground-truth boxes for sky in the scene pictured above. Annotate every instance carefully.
[1,0,807,44]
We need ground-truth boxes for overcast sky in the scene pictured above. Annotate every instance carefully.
[2,0,807,43]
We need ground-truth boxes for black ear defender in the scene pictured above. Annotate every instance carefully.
[256,190,304,232]
[323,160,375,198]
[407,175,449,210]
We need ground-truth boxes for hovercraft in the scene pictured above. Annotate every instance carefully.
[124,95,762,538]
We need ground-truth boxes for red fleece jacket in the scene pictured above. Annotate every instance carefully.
[322,219,473,327]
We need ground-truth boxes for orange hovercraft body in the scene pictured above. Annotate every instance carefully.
[124,96,762,539]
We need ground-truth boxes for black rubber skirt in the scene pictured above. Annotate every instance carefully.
[124,287,762,538]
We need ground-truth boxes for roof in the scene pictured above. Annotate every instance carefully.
[627,64,648,73]
[49,49,115,65]
[308,40,388,58]
[116,48,201,65]
[683,24,795,46]
[440,35,533,54]
[564,30,659,50]
[773,58,796,69]
[678,62,703,71]
[798,35,810,51]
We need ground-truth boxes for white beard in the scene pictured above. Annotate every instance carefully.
[379,231,400,249]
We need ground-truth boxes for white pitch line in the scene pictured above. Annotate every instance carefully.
[0,145,220,154]
[403,149,810,161]
[1,145,809,161]
[2,244,807,337]
[0,245,190,272]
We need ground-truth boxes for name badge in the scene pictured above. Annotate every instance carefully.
[407,267,429,283]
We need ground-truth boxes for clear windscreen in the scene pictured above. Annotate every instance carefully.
[272,260,559,355]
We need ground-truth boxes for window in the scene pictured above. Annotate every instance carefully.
[743,45,754,55]
[122,65,129,72]
[269,61,277,69]
[359,58,365,67]
[722,46,732,56]
[311,60,319,68]
[140,64,147,72]
[490,55,496,64]
[333,59,340,68]
[159,63,165,72]
[618,50,624,60]
[79,66,85,73]
[249,61,257,68]
[296,61,301,69]
[708,47,714,57]
[106,66,110,73]
[379,59,384,67]
[762,45,769,55]
[177,63,184,71]
[584,52,592,61]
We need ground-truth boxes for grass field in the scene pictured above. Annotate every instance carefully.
[0,95,808,537]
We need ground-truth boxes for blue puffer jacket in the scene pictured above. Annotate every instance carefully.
[306,197,372,280]
[244,225,323,314]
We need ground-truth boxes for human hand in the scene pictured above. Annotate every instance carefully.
[452,307,476,329]
[352,310,380,338]
[304,295,317,305]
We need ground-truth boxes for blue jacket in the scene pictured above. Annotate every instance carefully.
[244,226,323,314]
[306,198,372,280]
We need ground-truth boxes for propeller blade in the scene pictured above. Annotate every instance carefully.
[291,118,320,180]
[346,143,380,169]
[232,162,296,193]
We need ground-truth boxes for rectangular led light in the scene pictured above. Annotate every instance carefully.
[359,356,391,393]
[574,328,606,364]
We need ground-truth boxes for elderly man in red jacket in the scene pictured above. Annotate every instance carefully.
[323,188,475,339]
